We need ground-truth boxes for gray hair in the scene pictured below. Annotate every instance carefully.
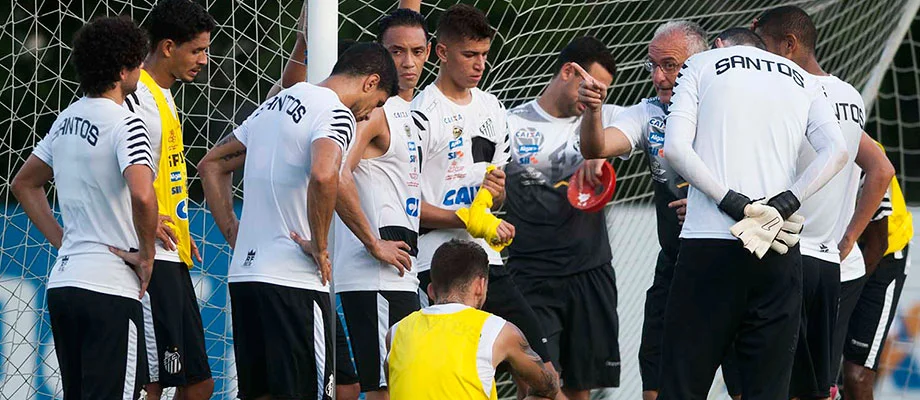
[652,20,708,56]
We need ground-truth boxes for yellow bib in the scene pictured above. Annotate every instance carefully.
[139,70,192,267]
[389,306,498,400]
[874,142,912,255]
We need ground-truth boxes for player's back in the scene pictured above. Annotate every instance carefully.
[388,304,504,400]
[231,82,355,291]
[34,97,153,298]
[670,45,829,239]
[797,75,864,268]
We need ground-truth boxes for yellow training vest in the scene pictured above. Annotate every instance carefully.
[138,70,192,267]
[874,142,912,255]
[389,305,499,400]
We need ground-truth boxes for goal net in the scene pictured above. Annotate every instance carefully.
[1,1,918,399]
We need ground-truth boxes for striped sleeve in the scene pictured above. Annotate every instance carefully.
[492,105,512,165]
[313,107,355,153]
[873,184,893,221]
[115,116,154,174]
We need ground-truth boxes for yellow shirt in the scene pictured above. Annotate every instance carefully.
[388,303,506,400]
[138,70,192,267]
[884,174,912,255]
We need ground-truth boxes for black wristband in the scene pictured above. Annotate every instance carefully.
[718,190,752,221]
[767,190,800,220]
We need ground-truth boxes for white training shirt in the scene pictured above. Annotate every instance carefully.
[798,75,866,278]
[411,85,511,271]
[230,82,355,292]
[664,46,846,240]
[334,96,421,292]
[123,81,182,262]
[35,97,154,300]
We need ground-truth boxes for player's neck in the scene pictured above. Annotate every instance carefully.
[796,54,828,77]
[398,87,415,102]
[143,53,177,89]
[96,87,126,105]
[434,74,473,105]
[434,294,476,308]
[318,75,360,110]
[536,82,571,119]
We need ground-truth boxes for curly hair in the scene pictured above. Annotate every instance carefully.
[147,0,216,47]
[71,16,148,97]
[436,4,494,43]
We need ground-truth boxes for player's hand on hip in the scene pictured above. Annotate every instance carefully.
[838,233,856,260]
[369,239,412,276]
[496,220,516,243]
[729,203,784,259]
[571,62,606,112]
[109,246,154,299]
[157,214,179,251]
[290,231,333,285]
[668,198,688,225]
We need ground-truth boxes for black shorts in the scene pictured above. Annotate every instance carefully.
[790,256,841,399]
[845,246,909,370]
[339,290,420,391]
[141,260,211,387]
[229,282,333,400]
[639,249,676,391]
[830,274,868,379]
[336,312,359,385]
[514,265,620,390]
[659,239,802,400]
[48,287,148,399]
[418,265,551,363]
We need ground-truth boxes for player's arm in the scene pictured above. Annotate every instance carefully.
[197,133,247,248]
[122,164,158,297]
[786,96,849,208]
[398,0,421,11]
[572,62,635,159]
[267,4,308,99]
[493,322,559,399]
[838,133,895,259]
[307,138,343,285]
[335,109,412,272]
[859,216,889,277]
[420,202,466,229]
[11,156,63,249]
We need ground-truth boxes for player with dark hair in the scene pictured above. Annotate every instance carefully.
[410,4,558,396]
[753,7,895,399]
[332,3,431,400]
[712,27,765,49]
[120,1,216,398]
[577,20,717,400]
[11,16,156,399]
[197,42,395,400]
[504,36,622,400]
[386,239,559,400]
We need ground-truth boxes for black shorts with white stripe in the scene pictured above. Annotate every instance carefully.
[48,286,148,399]
[339,290,420,392]
[845,245,909,370]
[141,260,211,387]
[229,282,333,400]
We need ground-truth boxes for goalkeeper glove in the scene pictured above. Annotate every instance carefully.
[729,203,783,259]
[769,213,804,254]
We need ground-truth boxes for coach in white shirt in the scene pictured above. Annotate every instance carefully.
[653,33,847,400]
[12,17,157,400]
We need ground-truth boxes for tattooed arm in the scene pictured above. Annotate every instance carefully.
[198,133,247,248]
[493,322,559,399]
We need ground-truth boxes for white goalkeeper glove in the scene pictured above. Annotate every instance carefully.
[729,203,783,259]
[769,213,804,255]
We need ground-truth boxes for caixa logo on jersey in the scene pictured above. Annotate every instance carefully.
[514,128,543,155]
[405,197,420,217]
[442,185,480,206]
[175,198,189,220]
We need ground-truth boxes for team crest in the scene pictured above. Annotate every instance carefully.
[403,124,411,138]
[452,126,463,138]
[163,348,182,374]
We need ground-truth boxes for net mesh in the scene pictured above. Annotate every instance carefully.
[1,1,918,398]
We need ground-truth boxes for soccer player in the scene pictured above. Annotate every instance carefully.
[752,6,896,399]
[121,1,216,397]
[842,170,912,400]
[410,3,556,389]
[386,239,559,400]
[11,16,155,399]
[577,20,710,400]
[333,7,431,400]
[197,43,397,400]
[651,27,849,400]
[503,36,621,400]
